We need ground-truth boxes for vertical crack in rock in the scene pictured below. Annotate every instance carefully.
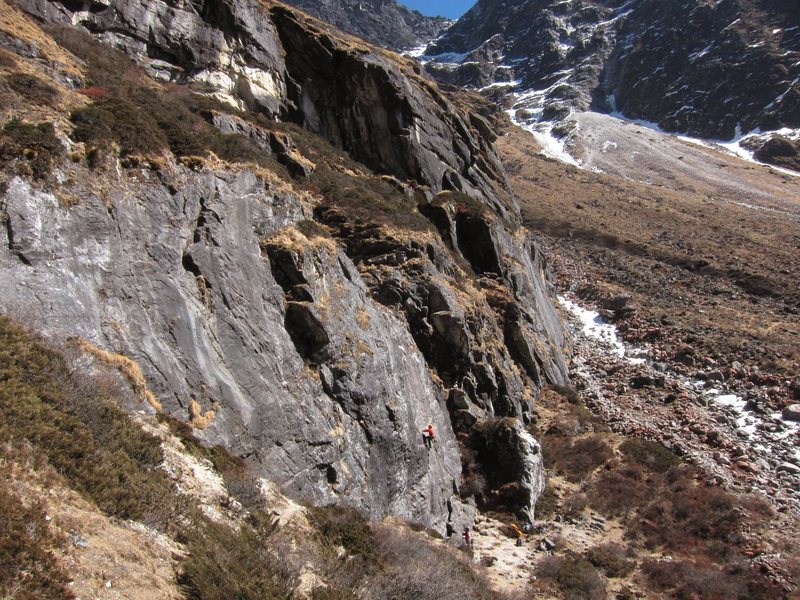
[3,211,31,266]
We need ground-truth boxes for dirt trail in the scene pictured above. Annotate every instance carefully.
[470,507,627,595]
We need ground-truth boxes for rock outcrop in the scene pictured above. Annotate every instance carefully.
[423,0,800,141]
[2,170,463,529]
[1,0,569,529]
[280,0,448,52]
[745,133,800,172]
[18,0,515,217]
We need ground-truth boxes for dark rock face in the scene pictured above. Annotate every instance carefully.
[424,0,800,140]
[18,0,514,219]
[271,6,515,220]
[747,134,800,172]
[280,0,448,51]
[3,0,570,528]
[468,418,544,522]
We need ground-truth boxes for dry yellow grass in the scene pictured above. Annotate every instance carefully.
[2,447,182,599]
[356,308,371,330]
[265,224,338,253]
[188,398,217,430]
[0,1,81,76]
[75,338,162,411]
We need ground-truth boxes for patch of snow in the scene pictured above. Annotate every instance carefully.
[404,45,428,58]
[559,41,575,55]
[560,297,800,460]
[505,69,601,168]
[605,108,800,178]
[418,51,470,64]
[514,118,582,167]
[689,43,714,61]
[597,6,633,28]
[601,140,618,152]
[479,80,521,92]
[558,296,642,362]
[722,18,741,32]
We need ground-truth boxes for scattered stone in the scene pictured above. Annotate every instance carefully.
[538,537,556,551]
[781,404,800,422]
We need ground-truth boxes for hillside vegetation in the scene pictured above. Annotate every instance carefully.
[0,0,798,598]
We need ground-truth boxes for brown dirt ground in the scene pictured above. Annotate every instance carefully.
[498,123,800,409]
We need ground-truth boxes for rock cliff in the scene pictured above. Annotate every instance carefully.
[1,0,568,531]
[280,0,448,52]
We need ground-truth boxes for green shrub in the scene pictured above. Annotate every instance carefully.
[562,492,588,520]
[296,219,331,239]
[586,463,653,518]
[642,558,784,600]
[3,73,59,106]
[633,483,745,559]
[178,518,296,600]
[310,505,376,559]
[0,119,63,178]
[70,97,167,157]
[0,486,74,600]
[43,24,146,95]
[0,317,186,530]
[549,384,581,404]
[363,525,496,600]
[309,165,431,231]
[0,317,299,598]
[543,435,613,483]
[535,554,606,600]
[440,190,487,217]
[585,543,635,578]
[620,438,680,473]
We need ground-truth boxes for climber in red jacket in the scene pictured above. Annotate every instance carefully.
[421,424,435,449]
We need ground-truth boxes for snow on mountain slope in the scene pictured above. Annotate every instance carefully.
[421,0,800,171]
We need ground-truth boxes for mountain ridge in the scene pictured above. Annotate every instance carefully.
[423,0,800,165]
[279,0,449,51]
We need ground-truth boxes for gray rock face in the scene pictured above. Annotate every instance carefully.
[16,0,514,217]
[782,404,800,422]
[19,0,288,114]
[321,200,569,429]
[271,5,516,221]
[468,418,545,522]
[280,0,448,52]
[1,170,461,529]
[3,0,571,526]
